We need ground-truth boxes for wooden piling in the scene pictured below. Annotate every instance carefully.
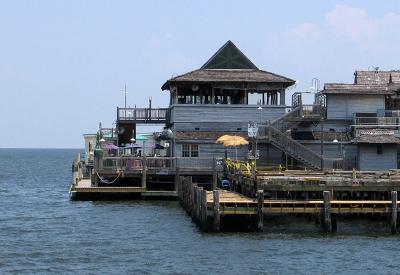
[201,189,208,230]
[175,167,180,193]
[322,190,332,232]
[213,190,220,232]
[391,191,397,234]
[141,156,147,189]
[212,158,217,190]
[257,190,264,231]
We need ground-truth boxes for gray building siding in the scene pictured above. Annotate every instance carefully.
[358,144,397,171]
[302,142,358,170]
[171,105,287,131]
[326,94,385,120]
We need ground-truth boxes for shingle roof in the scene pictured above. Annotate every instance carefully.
[175,131,247,140]
[322,83,395,95]
[162,69,295,90]
[352,134,400,144]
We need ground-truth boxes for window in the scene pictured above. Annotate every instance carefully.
[377,144,383,154]
[182,144,199,157]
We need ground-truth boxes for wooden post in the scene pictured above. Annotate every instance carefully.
[212,157,217,190]
[192,186,197,219]
[257,190,264,231]
[213,190,220,232]
[175,167,180,193]
[142,156,147,189]
[391,191,398,234]
[322,191,332,232]
[196,187,202,223]
[201,190,208,230]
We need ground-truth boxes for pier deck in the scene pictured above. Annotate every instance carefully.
[70,178,177,199]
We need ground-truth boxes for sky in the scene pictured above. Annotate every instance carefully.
[0,0,399,148]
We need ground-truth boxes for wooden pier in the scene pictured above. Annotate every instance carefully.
[71,154,400,233]
[177,176,400,233]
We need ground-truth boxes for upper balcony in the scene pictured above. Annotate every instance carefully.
[352,111,400,128]
[117,107,171,124]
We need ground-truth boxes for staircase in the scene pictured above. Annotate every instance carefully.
[260,104,333,170]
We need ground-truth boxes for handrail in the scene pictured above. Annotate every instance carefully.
[269,126,323,169]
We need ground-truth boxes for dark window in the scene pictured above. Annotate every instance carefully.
[182,144,190,157]
[182,144,199,157]
[195,128,200,131]
[377,144,383,154]
[237,128,242,131]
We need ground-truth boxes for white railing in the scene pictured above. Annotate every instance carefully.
[353,117,400,127]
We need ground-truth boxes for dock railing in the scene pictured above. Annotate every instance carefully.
[97,156,221,173]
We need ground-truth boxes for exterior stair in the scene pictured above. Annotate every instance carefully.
[260,104,335,170]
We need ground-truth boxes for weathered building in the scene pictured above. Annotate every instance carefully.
[161,40,295,166]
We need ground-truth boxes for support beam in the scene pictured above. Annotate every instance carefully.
[391,191,398,234]
[257,190,264,231]
[175,167,180,193]
[322,191,332,232]
[141,156,147,189]
[201,190,208,230]
[213,190,220,232]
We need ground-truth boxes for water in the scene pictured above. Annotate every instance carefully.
[0,149,399,274]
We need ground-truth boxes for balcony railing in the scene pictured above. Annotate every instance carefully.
[353,117,400,127]
[117,107,170,124]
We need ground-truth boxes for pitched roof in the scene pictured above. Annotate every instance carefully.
[201,40,258,70]
[352,134,400,144]
[162,69,295,90]
[162,40,295,91]
[322,83,395,95]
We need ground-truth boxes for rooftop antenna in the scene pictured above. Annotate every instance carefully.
[124,85,128,109]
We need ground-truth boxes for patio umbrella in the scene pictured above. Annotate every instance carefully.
[151,143,165,150]
[124,143,142,155]
[222,136,249,160]
[102,143,119,150]
[216,135,233,144]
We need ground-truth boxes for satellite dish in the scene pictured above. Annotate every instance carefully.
[119,127,125,134]
[192,85,199,92]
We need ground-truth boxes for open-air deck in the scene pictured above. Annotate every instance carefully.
[117,107,170,124]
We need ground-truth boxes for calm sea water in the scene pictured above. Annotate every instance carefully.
[0,149,399,274]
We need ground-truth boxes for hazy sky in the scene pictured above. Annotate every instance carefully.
[1,1,399,148]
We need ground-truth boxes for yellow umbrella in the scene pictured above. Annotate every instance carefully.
[216,135,233,144]
[222,136,249,147]
[222,136,249,160]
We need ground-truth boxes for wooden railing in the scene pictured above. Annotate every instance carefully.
[353,117,400,127]
[269,126,323,169]
[97,156,221,172]
[117,107,170,123]
[259,103,338,170]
